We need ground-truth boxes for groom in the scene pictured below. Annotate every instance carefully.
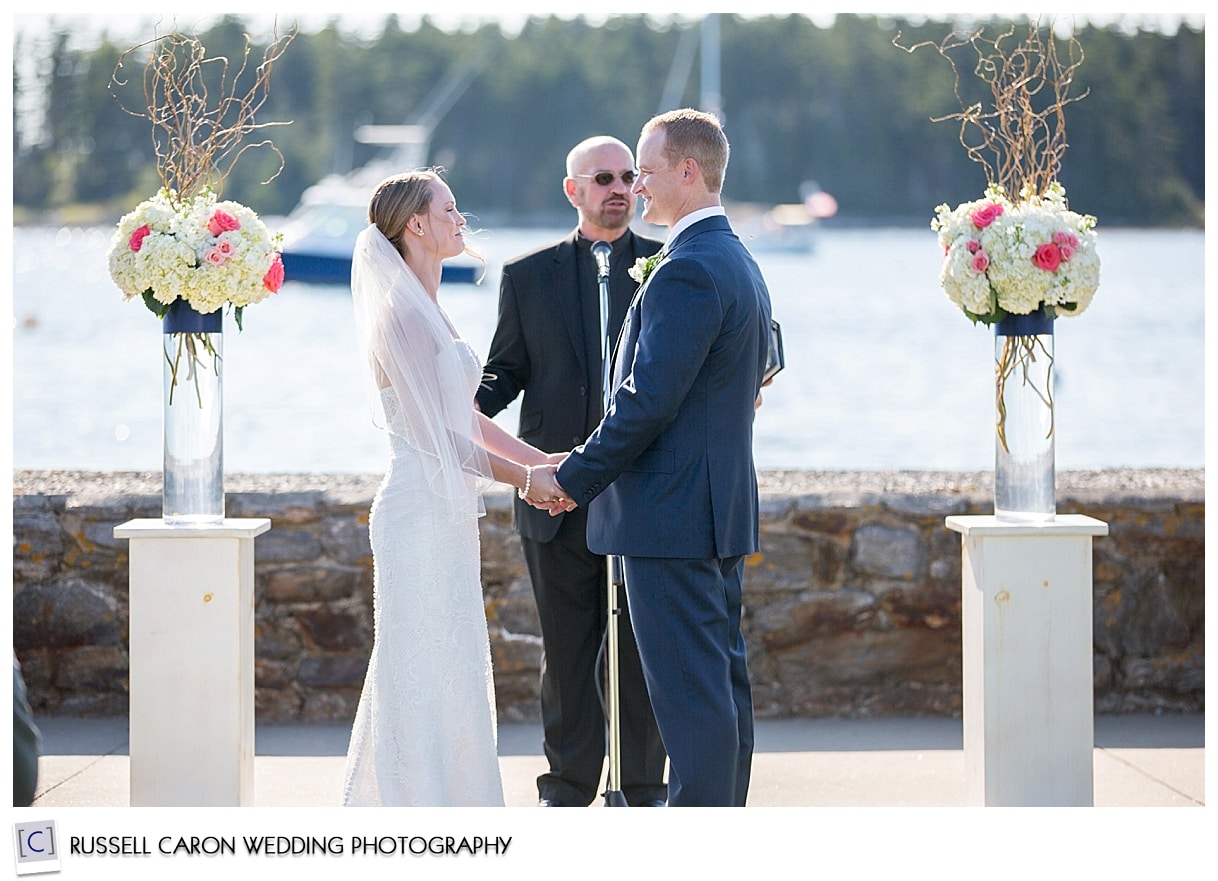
[542,109,773,806]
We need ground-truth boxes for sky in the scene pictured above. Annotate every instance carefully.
[9,10,1208,44]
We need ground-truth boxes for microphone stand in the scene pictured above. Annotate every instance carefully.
[592,240,628,808]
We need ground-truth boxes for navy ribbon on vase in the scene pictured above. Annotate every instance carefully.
[163,299,222,334]
[995,305,1054,337]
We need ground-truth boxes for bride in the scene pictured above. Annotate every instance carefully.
[342,169,560,806]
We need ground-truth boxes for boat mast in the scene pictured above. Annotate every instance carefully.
[657,14,722,119]
[700,14,722,120]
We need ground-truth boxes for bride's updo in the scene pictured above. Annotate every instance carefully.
[368,168,443,249]
[366,167,484,276]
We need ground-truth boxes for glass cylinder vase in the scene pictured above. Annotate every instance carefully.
[993,307,1055,522]
[162,300,224,525]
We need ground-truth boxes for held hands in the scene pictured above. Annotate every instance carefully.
[519,464,576,514]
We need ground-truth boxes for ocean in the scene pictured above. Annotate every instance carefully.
[10,224,1204,474]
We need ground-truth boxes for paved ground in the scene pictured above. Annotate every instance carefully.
[29,713,1205,808]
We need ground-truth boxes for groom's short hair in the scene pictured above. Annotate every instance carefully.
[644,109,729,193]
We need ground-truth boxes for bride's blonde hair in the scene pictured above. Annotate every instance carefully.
[368,167,484,274]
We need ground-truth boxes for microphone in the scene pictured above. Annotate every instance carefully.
[592,240,612,281]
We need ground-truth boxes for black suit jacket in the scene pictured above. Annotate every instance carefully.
[477,228,663,542]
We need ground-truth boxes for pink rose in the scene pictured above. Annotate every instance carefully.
[967,239,981,254]
[217,240,234,256]
[129,224,151,252]
[1052,231,1079,248]
[263,253,285,293]
[203,247,227,266]
[208,210,241,237]
[1058,244,1075,261]
[971,203,1003,229]
[971,251,989,272]
[1032,243,1062,272]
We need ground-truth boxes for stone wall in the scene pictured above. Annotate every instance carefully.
[12,469,1204,721]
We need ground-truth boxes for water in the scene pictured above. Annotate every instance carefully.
[993,332,1056,521]
[161,329,225,524]
[10,225,1204,474]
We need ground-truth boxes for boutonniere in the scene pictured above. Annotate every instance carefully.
[628,251,665,285]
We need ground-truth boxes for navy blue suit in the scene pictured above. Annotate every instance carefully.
[477,230,667,806]
[556,214,772,806]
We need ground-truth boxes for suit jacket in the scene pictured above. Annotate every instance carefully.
[477,228,663,542]
[556,214,773,559]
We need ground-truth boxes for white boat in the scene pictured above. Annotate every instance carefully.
[731,202,818,253]
[729,184,838,254]
[276,155,479,287]
[277,48,492,287]
[276,167,381,286]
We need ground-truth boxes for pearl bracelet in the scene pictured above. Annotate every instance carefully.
[517,465,533,500]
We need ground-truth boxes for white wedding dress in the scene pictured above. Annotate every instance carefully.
[341,338,505,807]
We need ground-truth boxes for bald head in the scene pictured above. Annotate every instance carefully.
[566,136,633,177]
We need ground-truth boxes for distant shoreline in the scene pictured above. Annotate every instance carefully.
[13,207,1204,233]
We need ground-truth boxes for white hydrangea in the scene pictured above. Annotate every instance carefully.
[940,240,994,316]
[931,182,1099,325]
[106,188,285,321]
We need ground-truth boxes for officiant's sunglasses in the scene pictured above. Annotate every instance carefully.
[575,170,638,187]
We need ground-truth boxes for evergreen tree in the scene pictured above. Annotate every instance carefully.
[10,14,1203,227]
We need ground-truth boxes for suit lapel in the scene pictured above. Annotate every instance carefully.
[552,234,589,381]
[609,233,658,386]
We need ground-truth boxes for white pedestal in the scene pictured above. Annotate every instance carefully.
[114,518,270,806]
[945,514,1108,806]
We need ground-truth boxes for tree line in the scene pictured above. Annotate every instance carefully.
[11,13,1204,227]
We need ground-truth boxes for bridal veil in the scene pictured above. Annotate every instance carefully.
[349,224,493,522]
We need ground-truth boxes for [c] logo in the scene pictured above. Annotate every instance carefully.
[12,820,61,876]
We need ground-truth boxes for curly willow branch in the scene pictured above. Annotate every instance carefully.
[110,24,295,199]
[895,20,1088,197]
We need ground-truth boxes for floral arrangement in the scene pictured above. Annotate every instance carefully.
[109,188,284,325]
[628,252,665,285]
[932,180,1099,326]
[900,21,1098,455]
[104,26,293,405]
[106,26,293,330]
[902,22,1100,327]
